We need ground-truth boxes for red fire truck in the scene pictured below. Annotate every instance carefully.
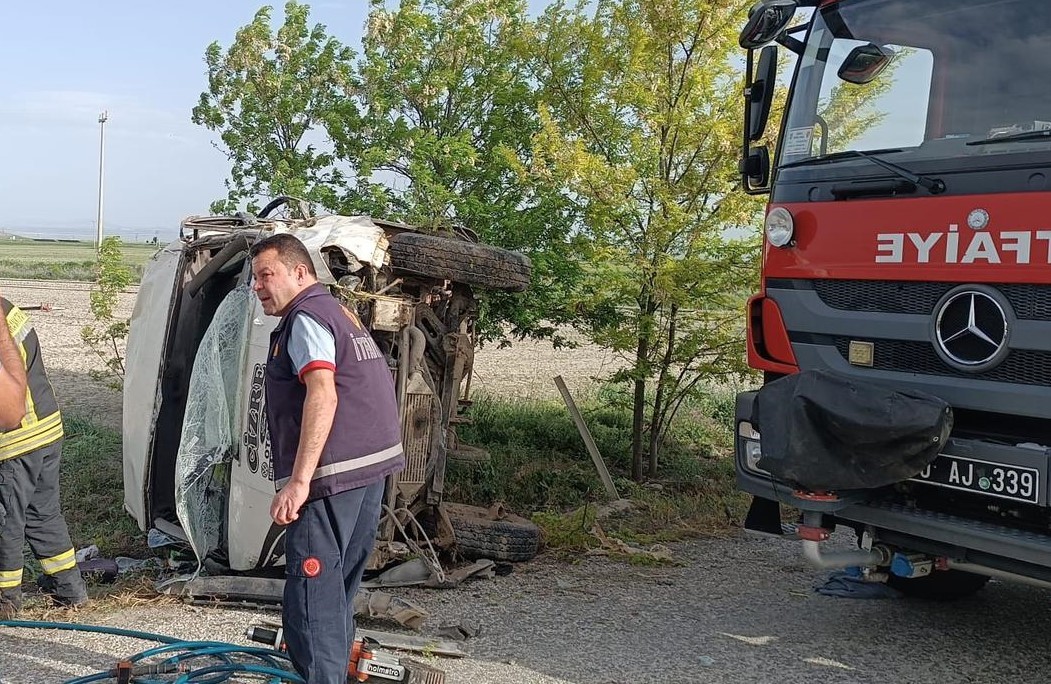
[735,0,1051,598]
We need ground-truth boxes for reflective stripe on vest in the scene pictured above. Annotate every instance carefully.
[274,442,404,488]
[1,306,63,460]
[0,410,63,461]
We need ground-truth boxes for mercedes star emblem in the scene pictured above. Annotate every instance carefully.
[934,288,1009,371]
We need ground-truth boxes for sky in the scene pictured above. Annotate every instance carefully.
[0,1,550,241]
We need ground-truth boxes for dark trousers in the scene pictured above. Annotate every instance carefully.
[0,440,86,600]
[283,481,384,684]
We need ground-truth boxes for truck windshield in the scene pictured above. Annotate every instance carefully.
[780,0,1051,166]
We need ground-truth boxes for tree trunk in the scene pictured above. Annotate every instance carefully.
[631,337,649,482]
[648,302,678,477]
[648,369,664,478]
[647,403,660,477]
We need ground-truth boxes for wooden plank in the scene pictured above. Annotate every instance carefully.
[553,375,620,500]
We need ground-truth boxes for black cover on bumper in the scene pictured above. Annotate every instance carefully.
[752,370,953,491]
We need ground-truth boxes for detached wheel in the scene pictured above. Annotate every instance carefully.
[445,504,540,562]
[887,569,990,600]
[388,232,531,292]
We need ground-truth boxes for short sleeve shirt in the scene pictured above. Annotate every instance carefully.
[287,313,336,382]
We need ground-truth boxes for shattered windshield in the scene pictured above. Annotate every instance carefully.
[779,0,1051,166]
[175,284,254,577]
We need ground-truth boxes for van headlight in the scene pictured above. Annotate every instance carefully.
[738,421,768,475]
[765,207,794,247]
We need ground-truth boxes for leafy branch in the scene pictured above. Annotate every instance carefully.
[81,236,132,389]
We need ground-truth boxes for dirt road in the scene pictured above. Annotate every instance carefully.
[1,279,620,432]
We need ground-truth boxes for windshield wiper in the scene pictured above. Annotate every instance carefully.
[780,148,946,194]
[967,129,1051,146]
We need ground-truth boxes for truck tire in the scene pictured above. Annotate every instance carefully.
[447,508,541,562]
[887,569,990,600]
[388,232,531,292]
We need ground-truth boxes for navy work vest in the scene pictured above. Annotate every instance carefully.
[264,283,404,500]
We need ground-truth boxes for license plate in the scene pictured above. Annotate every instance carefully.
[911,455,1041,504]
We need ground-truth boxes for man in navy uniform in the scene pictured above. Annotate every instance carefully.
[249,233,404,683]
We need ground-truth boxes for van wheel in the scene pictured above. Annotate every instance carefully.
[446,506,541,562]
[388,232,531,292]
[887,569,990,600]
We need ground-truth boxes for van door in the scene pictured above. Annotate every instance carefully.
[122,241,185,530]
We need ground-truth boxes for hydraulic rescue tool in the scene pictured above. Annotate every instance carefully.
[247,622,446,683]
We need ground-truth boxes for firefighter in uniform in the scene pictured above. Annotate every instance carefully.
[0,298,88,618]
[0,293,27,429]
[249,234,404,684]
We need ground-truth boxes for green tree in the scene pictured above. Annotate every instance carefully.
[531,0,762,480]
[81,237,133,388]
[332,0,582,342]
[192,0,581,343]
[191,1,356,214]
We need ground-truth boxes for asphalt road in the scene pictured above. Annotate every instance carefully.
[411,531,1051,684]
[2,530,1049,683]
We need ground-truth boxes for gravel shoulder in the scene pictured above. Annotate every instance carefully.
[4,532,1051,683]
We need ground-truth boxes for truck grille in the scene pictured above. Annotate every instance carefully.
[811,280,1051,320]
[833,338,1051,386]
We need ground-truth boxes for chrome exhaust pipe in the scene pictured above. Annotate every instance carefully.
[802,540,890,569]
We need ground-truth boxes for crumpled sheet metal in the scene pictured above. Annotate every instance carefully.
[354,589,429,631]
[275,215,390,284]
[166,574,430,631]
[363,557,497,590]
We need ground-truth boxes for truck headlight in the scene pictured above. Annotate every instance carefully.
[765,207,794,247]
[738,421,769,475]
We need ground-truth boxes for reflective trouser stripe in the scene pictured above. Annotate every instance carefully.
[39,548,77,575]
[0,569,22,589]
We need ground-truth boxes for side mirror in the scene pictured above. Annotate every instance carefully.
[748,45,778,142]
[741,145,771,194]
[739,0,798,49]
[838,44,896,85]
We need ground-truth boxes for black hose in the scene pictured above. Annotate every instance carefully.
[0,619,303,683]
[256,196,294,219]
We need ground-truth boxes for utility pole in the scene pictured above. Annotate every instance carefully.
[95,110,108,251]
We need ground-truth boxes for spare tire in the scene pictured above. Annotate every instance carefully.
[388,232,531,292]
[445,504,541,562]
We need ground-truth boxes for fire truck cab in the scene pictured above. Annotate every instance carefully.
[735,0,1051,598]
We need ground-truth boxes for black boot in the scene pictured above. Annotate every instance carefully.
[0,587,22,619]
[38,569,89,607]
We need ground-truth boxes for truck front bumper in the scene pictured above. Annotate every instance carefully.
[734,390,1051,582]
